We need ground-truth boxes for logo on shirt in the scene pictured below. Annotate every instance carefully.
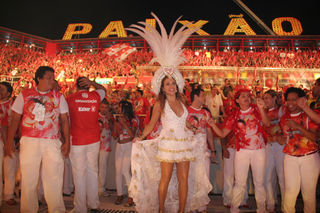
[82,93,88,98]
[78,107,91,112]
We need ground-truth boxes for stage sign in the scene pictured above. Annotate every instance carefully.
[62,16,303,40]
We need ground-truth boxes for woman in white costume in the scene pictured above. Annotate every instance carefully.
[127,13,212,213]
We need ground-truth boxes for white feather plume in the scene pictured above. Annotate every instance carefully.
[126,12,200,94]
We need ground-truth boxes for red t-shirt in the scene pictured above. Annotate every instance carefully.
[144,107,162,140]
[0,104,8,132]
[223,98,237,117]
[134,97,150,115]
[68,90,101,145]
[280,111,319,156]
[222,98,237,149]
[265,107,284,143]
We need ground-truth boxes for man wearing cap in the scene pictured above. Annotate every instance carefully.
[209,88,270,213]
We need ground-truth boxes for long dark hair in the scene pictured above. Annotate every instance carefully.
[119,100,135,122]
[157,76,183,113]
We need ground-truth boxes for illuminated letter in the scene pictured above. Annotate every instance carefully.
[62,23,92,40]
[224,14,256,35]
[272,17,303,36]
[99,21,127,38]
[145,18,156,31]
[178,20,210,36]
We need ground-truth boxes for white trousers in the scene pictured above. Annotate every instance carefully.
[63,157,74,195]
[98,150,110,194]
[70,142,100,213]
[19,136,65,213]
[231,148,266,213]
[264,143,285,211]
[223,148,248,206]
[283,153,320,213]
[3,151,19,200]
[0,142,4,205]
[115,142,132,196]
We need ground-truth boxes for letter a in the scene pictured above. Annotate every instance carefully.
[224,14,256,35]
[99,21,127,38]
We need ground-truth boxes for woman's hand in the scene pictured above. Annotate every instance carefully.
[297,97,308,110]
[132,136,143,143]
[207,118,216,127]
[256,98,266,110]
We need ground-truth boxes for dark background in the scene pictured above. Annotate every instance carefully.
[0,0,319,39]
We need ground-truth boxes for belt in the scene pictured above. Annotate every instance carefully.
[291,150,319,157]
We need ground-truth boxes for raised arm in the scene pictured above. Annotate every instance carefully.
[297,97,320,124]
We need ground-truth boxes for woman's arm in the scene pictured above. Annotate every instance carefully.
[287,119,318,142]
[118,116,136,138]
[208,118,231,138]
[136,101,161,141]
[256,98,270,127]
[297,97,320,124]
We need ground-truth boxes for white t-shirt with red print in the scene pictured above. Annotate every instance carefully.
[98,113,112,152]
[187,106,211,136]
[224,106,266,150]
[12,88,68,139]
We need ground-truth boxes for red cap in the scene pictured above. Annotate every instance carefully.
[234,88,251,100]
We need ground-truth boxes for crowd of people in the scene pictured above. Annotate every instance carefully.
[1,42,320,92]
[0,63,319,212]
[0,27,320,213]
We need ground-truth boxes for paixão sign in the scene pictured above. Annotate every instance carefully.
[62,14,303,40]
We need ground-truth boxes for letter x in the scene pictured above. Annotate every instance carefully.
[178,20,210,35]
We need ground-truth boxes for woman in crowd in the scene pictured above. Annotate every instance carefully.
[113,100,138,207]
[280,87,319,213]
[263,89,285,212]
[98,98,113,196]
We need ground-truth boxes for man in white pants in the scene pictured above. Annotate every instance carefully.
[209,88,270,213]
[67,77,106,213]
[5,66,70,213]
[187,87,216,212]
[280,87,320,213]
[1,81,20,206]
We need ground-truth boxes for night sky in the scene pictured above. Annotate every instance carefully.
[0,0,319,40]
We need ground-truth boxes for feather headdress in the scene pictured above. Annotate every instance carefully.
[126,12,200,95]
